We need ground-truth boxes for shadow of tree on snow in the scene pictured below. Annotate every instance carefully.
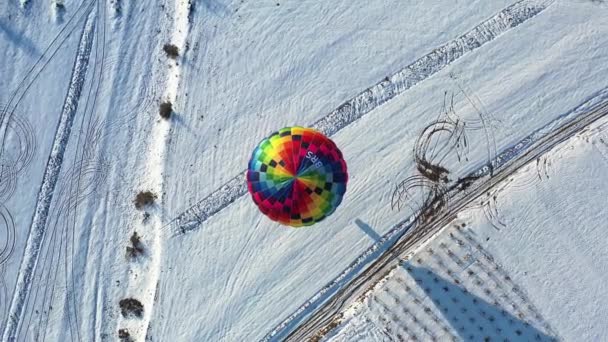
[404,265,556,342]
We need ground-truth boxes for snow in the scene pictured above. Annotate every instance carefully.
[466,126,608,341]
[3,13,95,340]
[328,116,608,342]
[0,0,607,341]
[169,0,551,234]
[155,1,608,341]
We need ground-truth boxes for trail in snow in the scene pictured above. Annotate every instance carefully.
[0,0,95,142]
[0,117,35,304]
[1,12,96,341]
[271,87,608,341]
[44,1,110,340]
[0,205,15,332]
[0,1,96,237]
[117,0,192,340]
[167,0,556,235]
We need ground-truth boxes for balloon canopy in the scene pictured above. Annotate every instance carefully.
[247,126,348,227]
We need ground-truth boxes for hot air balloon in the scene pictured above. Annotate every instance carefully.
[247,126,348,227]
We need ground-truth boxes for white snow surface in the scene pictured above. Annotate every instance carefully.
[328,117,608,342]
[0,0,607,341]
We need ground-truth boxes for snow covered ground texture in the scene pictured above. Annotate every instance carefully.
[327,117,608,342]
[0,0,607,341]
[157,0,608,341]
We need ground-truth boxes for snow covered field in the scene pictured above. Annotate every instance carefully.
[0,0,607,341]
[327,117,608,341]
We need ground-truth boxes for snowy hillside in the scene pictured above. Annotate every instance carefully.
[0,0,607,341]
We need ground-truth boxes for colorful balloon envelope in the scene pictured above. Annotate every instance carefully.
[247,126,348,227]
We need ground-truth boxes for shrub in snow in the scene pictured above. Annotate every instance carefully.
[119,298,144,318]
[126,231,145,260]
[159,101,172,119]
[163,43,179,58]
[118,329,133,342]
[134,191,157,209]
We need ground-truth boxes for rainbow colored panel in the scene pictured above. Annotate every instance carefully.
[247,126,348,227]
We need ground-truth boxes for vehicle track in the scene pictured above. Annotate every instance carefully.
[0,205,14,267]
[0,0,95,152]
[167,0,556,234]
[0,1,92,216]
[1,10,96,341]
[14,158,109,342]
[0,204,15,332]
[0,5,96,318]
[2,0,160,340]
[59,1,108,339]
[0,114,37,202]
[270,88,608,341]
[21,1,112,339]
[0,6,96,330]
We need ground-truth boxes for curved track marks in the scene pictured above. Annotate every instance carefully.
[1,10,96,341]
[0,5,99,324]
[169,0,556,234]
[0,204,15,332]
[275,89,608,341]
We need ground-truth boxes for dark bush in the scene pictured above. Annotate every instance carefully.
[163,43,179,58]
[118,329,133,342]
[126,231,145,260]
[119,298,144,318]
[159,101,172,119]
[134,191,157,210]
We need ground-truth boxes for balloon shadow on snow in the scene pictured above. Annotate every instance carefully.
[355,219,382,242]
[403,265,557,342]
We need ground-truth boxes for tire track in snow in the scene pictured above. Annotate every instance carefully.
[19,2,110,338]
[272,88,608,342]
[58,2,109,339]
[0,204,15,332]
[1,13,96,341]
[168,0,556,234]
[0,1,96,265]
[0,0,95,144]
